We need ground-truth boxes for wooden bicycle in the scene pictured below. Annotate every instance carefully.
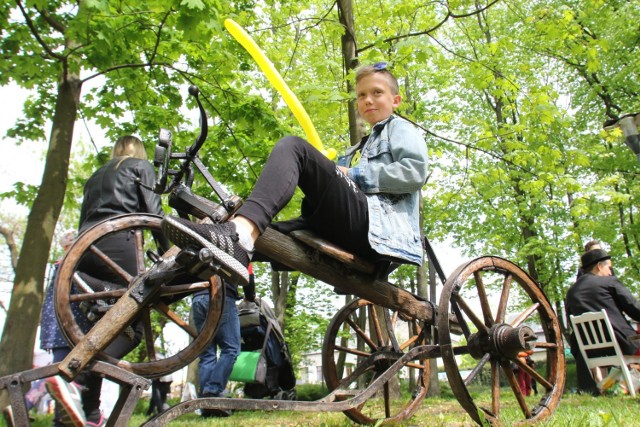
[1,87,565,427]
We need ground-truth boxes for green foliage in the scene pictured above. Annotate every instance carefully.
[0,183,39,208]
[295,383,328,401]
[282,275,335,369]
[3,0,640,399]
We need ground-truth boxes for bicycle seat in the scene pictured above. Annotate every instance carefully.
[290,230,377,275]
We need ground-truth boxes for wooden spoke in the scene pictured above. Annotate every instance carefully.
[464,353,491,387]
[141,307,156,360]
[134,228,145,276]
[55,214,223,378]
[500,360,531,418]
[474,270,495,326]
[346,317,378,351]
[369,305,384,345]
[155,301,198,338]
[87,244,133,284]
[323,299,431,425]
[491,358,500,416]
[452,293,489,334]
[438,257,565,426]
[510,303,540,327]
[495,273,513,323]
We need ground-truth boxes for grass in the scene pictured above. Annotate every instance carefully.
[3,389,640,427]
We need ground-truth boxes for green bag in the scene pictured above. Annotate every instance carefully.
[229,351,267,384]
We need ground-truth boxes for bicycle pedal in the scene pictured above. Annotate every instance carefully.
[146,249,162,263]
[175,246,200,265]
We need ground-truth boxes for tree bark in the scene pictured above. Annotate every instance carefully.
[0,69,81,384]
[271,270,291,330]
[337,0,364,146]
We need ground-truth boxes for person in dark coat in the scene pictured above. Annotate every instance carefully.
[575,240,602,279]
[42,136,164,426]
[146,371,173,416]
[566,248,640,393]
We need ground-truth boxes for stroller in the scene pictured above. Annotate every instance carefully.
[230,297,296,400]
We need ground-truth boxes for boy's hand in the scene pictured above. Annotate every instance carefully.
[338,166,349,175]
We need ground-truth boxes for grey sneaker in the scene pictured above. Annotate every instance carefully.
[45,376,86,427]
[162,216,250,285]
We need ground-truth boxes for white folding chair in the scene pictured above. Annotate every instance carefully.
[570,309,640,397]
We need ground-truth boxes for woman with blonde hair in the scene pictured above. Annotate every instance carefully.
[111,134,148,160]
[46,135,163,426]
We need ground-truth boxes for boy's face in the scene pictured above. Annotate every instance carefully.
[356,73,401,126]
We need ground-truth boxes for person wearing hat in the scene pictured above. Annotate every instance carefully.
[565,248,640,394]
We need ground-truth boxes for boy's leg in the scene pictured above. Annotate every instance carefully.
[206,295,240,395]
[238,136,369,241]
[162,136,371,283]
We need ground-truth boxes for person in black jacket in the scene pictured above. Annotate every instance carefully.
[46,135,164,427]
[566,249,640,394]
[77,135,164,283]
[575,240,602,279]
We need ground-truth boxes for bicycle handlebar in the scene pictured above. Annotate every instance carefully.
[186,86,209,159]
[152,86,240,222]
[153,86,209,195]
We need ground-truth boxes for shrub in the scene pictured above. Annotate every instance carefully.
[295,383,327,401]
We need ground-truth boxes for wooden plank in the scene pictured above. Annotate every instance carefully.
[256,228,433,322]
[290,230,376,274]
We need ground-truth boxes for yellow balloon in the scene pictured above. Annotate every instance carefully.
[224,19,336,160]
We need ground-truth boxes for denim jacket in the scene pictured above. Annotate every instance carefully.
[337,115,428,264]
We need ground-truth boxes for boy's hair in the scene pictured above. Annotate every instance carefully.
[112,135,147,160]
[355,62,399,95]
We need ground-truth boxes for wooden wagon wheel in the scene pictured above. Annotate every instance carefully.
[322,298,431,425]
[55,213,223,378]
[437,256,565,426]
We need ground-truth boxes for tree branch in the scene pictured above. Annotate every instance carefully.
[356,0,502,54]
[81,61,173,84]
[0,224,19,272]
[35,6,66,34]
[147,9,172,64]
[15,0,65,61]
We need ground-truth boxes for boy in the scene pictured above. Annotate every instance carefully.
[162,62,429,284]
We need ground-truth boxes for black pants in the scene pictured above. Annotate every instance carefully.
[77,230,139,286]
[64,230,144,421]
[52,327,143,423]
[569,334,599,395]
[237,136,374,258]
[147,379,171,415]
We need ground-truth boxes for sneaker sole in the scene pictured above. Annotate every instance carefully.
[45,377,85,427]
[162,217,249,286]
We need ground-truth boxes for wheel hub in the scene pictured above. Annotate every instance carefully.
[467,323,536,359]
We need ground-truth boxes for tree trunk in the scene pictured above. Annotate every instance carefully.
[337,0,364,146]
[271,270,292,330]
[421,199,440,397]
[0,72,81,386]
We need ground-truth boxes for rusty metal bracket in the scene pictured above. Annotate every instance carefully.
[142,345,441,426]
[0,361,150,427]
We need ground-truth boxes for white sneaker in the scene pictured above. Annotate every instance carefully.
[45,376,86,427]
[2,406,14,427]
